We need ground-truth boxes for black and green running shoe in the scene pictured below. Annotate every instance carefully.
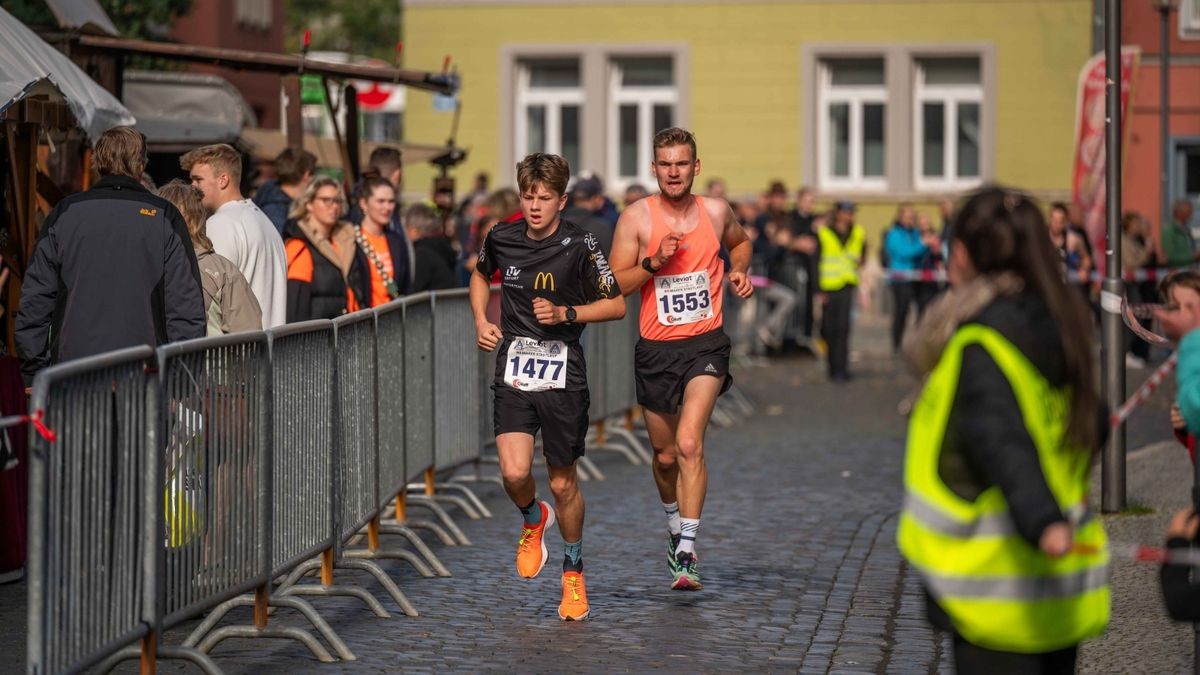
[671,551,702,591]
[667,534,682,574]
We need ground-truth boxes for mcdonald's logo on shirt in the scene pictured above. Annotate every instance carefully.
[533,272,555,291]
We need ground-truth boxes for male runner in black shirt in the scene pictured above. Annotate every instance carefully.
[471,153,624,621]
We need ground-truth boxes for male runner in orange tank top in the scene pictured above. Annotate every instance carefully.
[610,128,753,590]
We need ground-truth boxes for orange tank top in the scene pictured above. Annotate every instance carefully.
[638,195,725,341]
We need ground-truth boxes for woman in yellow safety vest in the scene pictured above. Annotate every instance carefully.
[897,186,1108,674]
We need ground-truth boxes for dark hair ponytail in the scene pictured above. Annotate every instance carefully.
[952,186,1098,452]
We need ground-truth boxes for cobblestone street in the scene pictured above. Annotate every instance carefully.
[137,345,951,674]
[0,317,1190,674]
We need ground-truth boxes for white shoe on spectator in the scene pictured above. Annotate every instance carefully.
[1125,354,1146,369]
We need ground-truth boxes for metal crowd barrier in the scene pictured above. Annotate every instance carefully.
[421,290,491,521]
[396,293,472,545]
[272,310,417,620]
[28,285,716,673]
[180,322,350,663]
[356,296,452,577]
[157,333,270,630]
[27,347,157,675]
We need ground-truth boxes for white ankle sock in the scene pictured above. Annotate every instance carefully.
[676,518,700,555]
[663,501,681,537]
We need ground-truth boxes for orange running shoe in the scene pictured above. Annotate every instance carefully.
[558,571,590,620]
[515,500,556,579]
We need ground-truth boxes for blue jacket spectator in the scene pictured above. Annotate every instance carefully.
[252,180,292,233]
[884,220,929,272]
[252,148,316,234]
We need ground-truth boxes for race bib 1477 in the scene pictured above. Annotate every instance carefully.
[504,337,568,391]
[654,271,712,326]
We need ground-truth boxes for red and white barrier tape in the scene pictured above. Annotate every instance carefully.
[1093,543,1200,567]
[1110,354,1177,428]
[0,409,57,442]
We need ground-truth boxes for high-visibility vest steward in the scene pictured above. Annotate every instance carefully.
[897,324,1109,653]
[817,225,865,291]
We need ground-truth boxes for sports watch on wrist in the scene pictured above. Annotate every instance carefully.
[641,256,659,273]
[564,306,577,323]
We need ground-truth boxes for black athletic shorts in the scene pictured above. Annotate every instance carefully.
[635,328,732,415]
[492,385,590,468]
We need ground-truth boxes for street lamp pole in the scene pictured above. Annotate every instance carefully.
[1102,0,1126,514]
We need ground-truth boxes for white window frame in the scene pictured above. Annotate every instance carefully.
[514,60,584,168]
[913,63,984,191]
[234,0,272,30]
[606,59,677,192]
[1181,0,1200,40]
[817,61,888,192]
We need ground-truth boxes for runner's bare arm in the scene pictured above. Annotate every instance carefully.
[470,270,502,351]
[611,203,652,297]
[718,200,754,299]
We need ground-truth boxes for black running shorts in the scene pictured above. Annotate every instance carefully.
[634,328,733,415]
[492,385,590,468]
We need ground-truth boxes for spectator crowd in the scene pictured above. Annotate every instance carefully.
[12,124,1200,390]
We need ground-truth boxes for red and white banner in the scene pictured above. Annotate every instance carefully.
[1072,46,1140,274]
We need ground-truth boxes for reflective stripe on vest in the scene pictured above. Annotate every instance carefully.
[904,492,1093,539]
[817,226,864,291]
[896,324,1109,654]
[922,562,1108,601]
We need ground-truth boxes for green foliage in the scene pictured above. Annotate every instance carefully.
[5,0,192,39]
[284,0,402,63]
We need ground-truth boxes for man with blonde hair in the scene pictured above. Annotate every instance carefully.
[181,143,287,328]
[17,126,205,382]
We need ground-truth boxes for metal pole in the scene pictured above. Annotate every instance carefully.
[1101,0,1127,513]
[1161,4,1173,253]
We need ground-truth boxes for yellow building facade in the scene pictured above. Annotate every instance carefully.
[404,0,1091,235]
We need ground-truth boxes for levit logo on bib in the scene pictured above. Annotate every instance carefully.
[534,272,556,291]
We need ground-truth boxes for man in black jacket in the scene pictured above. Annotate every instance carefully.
[16,126,206,384]
[405,203,458,292]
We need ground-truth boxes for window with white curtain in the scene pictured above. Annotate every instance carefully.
[234,0,272,30]
[1183,0,1200,40]
[608,57,676,190]
[914,57,982,190]
[515,58,583,173]
[818,58,887,191]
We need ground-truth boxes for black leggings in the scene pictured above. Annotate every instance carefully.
[952,634,1077,675]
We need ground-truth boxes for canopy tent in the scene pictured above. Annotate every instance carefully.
[0,6,133,142]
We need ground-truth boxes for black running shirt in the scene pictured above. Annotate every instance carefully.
[477,218,620,390]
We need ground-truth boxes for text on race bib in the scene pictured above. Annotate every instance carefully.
[504,337,569,391]
[654,271,712,326]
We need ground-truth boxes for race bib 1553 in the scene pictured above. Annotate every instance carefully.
[654,271,712,326]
